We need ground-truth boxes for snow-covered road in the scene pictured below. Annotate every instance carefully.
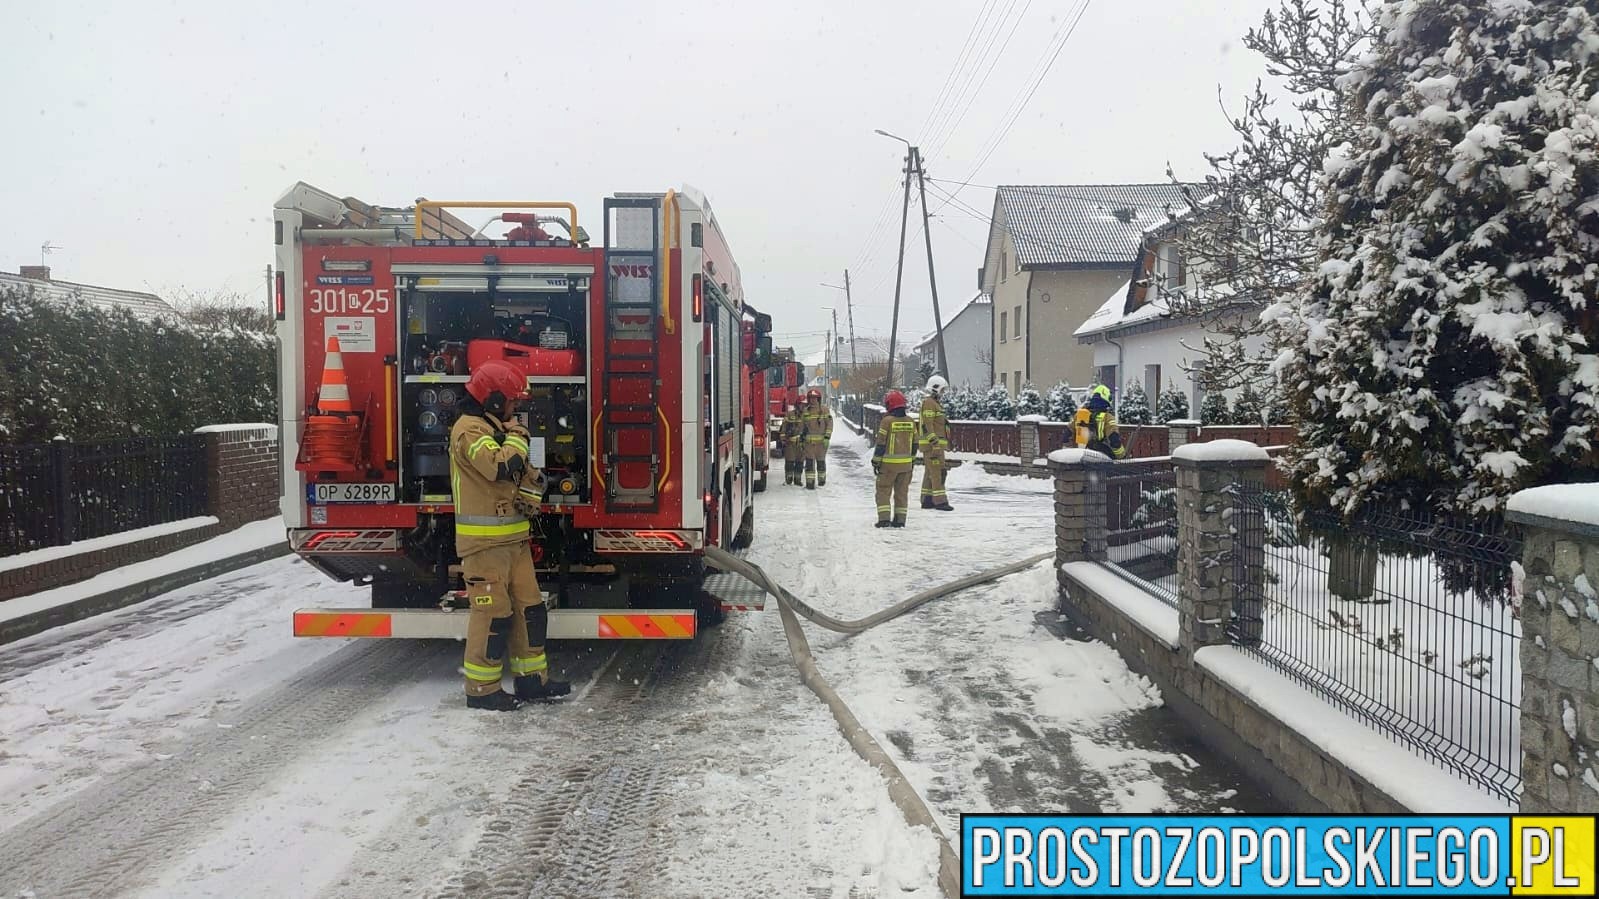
[0,428,1270,898]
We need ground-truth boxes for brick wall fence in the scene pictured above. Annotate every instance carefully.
[0,424,279,602]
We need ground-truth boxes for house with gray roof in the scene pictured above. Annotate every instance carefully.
[0,266,175,319]
[978,183,1197,394]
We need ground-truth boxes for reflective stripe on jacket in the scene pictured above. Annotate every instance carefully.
[918,397,948,448]
[875,413,918,465]
[803,407,833,442]
[450,411,535,556]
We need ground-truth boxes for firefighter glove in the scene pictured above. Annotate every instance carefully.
[501,454,528,483]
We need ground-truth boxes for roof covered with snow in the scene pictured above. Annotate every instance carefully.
[993,184,1199,268]
[800,335,894,368]
[0,271,175,319]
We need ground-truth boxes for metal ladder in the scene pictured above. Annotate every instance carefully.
[600,196,664,511]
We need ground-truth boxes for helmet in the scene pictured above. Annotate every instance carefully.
[1091,384,1112,403]
[466,360,530,410]
[884,389,908,412]
[925,374,949,397]
[808,388,822,402]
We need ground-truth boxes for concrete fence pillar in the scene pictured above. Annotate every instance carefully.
[1507,485,1599,813]
[1168,418,1200,455]
[1018,416,1042,473]
[1049,450,1111,578]
[1172,440,1269,657]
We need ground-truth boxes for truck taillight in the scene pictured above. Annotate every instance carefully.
[274,271,286,320]
[754,434,765,448]
[692,274,703,322]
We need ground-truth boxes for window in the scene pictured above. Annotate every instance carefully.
[1000,371,1008,390]
[1144,364,1162,410]
[1095,365,1119,396]
[1162,243,1185,289]
[1000,250,1007,283]
[999,310,1008,343]
[1013,371,1022,394]
[1013,305,1022,338]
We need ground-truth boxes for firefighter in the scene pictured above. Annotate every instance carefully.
[872,390,917,527]
[450,359,571,711]
[781,403,805,485]
[802,388,832,489]
[1074,384,1128,459]
[918,375,953,511]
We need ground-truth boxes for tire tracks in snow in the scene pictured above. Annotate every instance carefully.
[0,640,435,898]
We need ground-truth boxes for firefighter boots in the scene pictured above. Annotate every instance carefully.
[875,520,891,528]
[921,496,934,509]
[891,518,906,528]
[515,675,572,701]
[467,691,523,712]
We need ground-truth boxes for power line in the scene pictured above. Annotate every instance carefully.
[934,0,1096,216]
[924,0,1036,163]
[915,0,1003,145]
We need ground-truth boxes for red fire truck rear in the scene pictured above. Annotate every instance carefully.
[274,184,772,641]
[765,348,801,463]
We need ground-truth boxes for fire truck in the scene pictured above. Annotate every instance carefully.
[744,313,775,493]
[765,348,801,462]
[274,184,771,641]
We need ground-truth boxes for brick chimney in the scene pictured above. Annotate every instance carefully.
[19,265,50,280]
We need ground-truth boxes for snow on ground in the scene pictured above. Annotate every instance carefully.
[0,433,1267,899]
[732,432,1266,834]
[0,555,354,823]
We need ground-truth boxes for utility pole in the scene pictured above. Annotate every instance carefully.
[885,148,914,392]
[843,269,857,370]
[830,307,841,399]
[824,325,833,404]
[912,147,951,382]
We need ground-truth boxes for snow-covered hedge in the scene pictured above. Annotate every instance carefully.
[0,286,276,444]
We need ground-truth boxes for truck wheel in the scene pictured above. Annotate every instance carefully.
[732,505,755,549]
[753,469,767,493]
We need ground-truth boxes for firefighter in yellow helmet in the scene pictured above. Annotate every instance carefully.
[1074,383,1128,459]
[801,388,833,489]
[450,360,571,711]
[918,375,953,511]
[872,390,918,527]
[780,403,805,485]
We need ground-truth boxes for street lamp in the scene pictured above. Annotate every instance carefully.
[874,128,911,147]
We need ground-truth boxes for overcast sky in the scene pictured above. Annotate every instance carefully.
[2,0,1274,359]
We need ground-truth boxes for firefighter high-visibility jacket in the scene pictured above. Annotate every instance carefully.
[1073,396,1127,459]
[781,408,805,446]
[450,410,539,557]
[803,405,833,444]
[917,396,948,449]
[874,410,918,468]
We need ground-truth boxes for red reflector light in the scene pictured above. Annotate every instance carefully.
[635,530,691,550]
[302,529,360,550]
[692,274,703,322]
[754,435,766,447]
[274,271,286,320]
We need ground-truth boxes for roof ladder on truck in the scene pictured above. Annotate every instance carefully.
[600,196,664,512]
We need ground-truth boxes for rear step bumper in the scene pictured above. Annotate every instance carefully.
[293,608,696,640]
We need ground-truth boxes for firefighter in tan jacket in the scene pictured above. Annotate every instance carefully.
[918,375,954,511]
[450,360,571,712]
[780,404,805,485]
[872,390,917,527]
[801,388,833,489]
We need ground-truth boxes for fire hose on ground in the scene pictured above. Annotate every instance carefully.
[703,546,1057,899]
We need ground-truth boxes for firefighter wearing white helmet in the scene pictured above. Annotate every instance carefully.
[918,375,953,510]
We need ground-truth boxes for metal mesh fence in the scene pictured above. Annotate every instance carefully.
[1229,482,1523,801]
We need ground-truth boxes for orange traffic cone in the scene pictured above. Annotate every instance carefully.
[298,335,363,471]
[316,336,353,414]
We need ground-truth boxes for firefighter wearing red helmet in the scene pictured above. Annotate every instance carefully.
[872,389,918,527]
[801,387,833,489]
[450,360,571,711]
